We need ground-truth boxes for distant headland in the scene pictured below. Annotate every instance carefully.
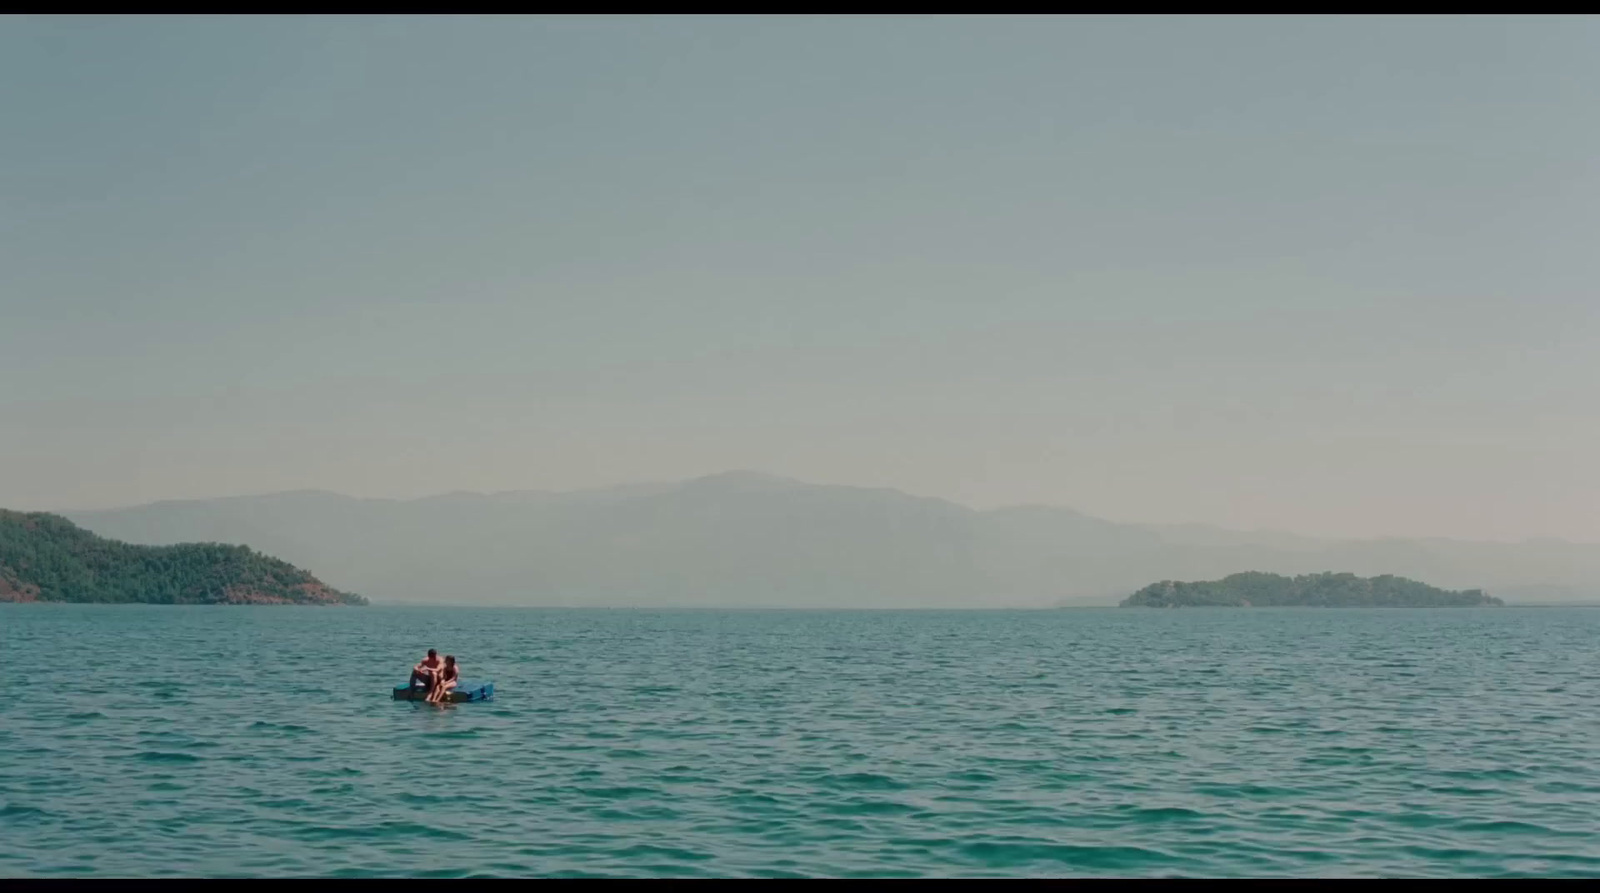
[0,510,364,605]
[1121,572,1502,608]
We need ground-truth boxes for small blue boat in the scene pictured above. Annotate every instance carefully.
[393,679,495,703]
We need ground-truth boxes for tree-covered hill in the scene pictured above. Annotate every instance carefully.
[0,510,364,605]
[1121,571,1502,608]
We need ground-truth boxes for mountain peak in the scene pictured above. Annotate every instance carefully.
[681,470,807,490]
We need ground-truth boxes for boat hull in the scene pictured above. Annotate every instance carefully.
[393,680,494,702]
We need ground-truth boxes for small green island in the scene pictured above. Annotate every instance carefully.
[1121,571,1502,608]
[0,510,365,605]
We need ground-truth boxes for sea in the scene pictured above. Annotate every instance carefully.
[2,604,1598,878]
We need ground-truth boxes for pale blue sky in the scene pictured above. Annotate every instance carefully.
[3,16,1597,541]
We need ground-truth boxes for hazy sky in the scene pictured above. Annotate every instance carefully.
[3,16,1597,542]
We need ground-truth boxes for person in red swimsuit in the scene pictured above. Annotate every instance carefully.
[426,655,460,704]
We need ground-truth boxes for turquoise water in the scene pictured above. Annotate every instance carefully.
[3,605,1598,878]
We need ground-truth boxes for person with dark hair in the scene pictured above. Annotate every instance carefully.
[426,655,460,704]
[409,649,441,692]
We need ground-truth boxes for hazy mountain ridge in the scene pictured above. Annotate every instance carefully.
[62,472,1600,607]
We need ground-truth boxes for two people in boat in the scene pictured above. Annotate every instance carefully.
[409,648,460,703]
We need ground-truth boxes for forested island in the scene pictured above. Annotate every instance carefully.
[1121,571,1502,608]
[0,510,364,605]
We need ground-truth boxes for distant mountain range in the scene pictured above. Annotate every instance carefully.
[60,471,1600,608]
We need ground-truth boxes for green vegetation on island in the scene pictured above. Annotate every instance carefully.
[1120,571,1502,608]
[0,510,365,605]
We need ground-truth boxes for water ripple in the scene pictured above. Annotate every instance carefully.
[2,605,1599,877]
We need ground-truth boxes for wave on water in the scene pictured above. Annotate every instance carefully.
[3,605,1599,877]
